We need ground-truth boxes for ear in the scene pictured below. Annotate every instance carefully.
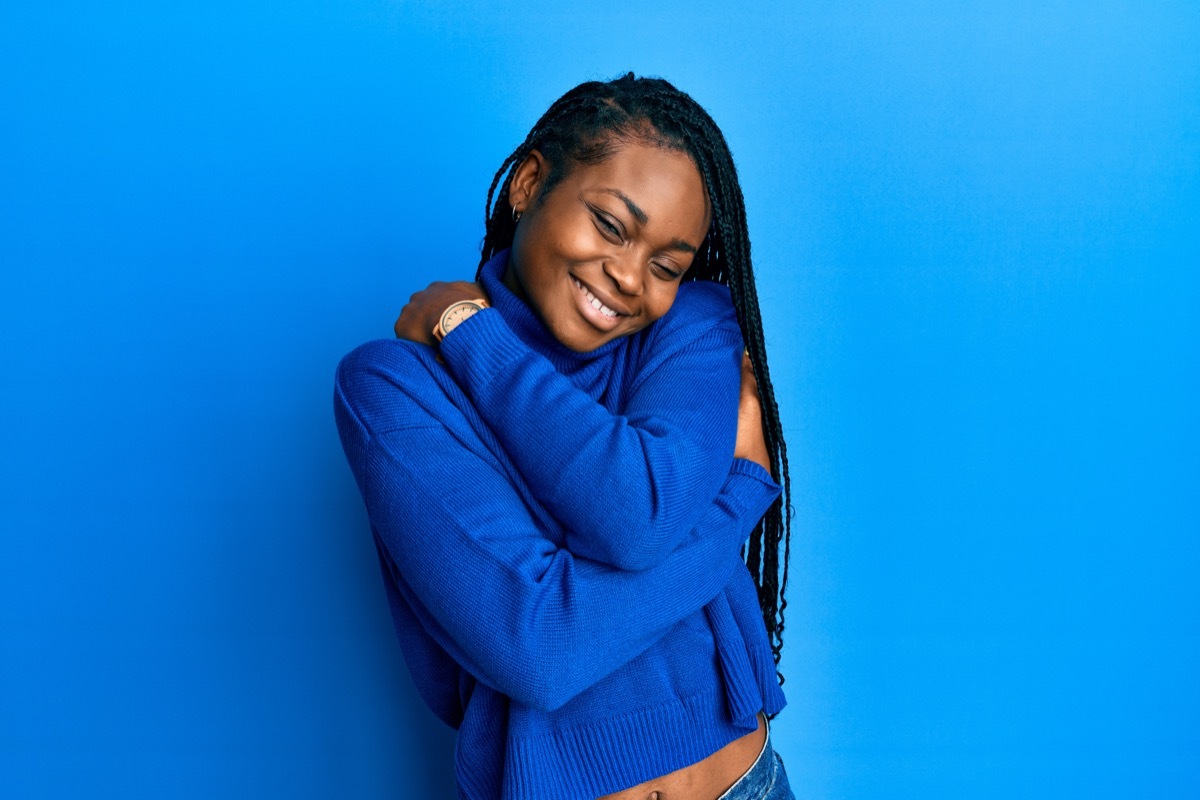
[507,150,549,214]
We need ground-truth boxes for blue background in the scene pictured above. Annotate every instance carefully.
[2,1,1197,797]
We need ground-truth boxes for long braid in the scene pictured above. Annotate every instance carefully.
[701,140,792,678]
[476,74,794,688]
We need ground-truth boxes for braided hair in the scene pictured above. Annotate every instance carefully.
[476,73,793,686]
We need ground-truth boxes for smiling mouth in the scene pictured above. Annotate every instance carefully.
[571,276,624,319]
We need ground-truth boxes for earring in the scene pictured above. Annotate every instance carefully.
[512,207,522,223]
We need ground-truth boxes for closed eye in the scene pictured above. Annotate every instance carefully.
[590,208,624,241]
[654,262,683,280]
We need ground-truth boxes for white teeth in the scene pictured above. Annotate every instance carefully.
[573,277,618,317]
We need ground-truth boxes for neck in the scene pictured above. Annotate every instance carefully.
[500,256,528,303]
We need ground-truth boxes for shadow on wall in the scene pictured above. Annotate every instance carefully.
[320,421,460,797]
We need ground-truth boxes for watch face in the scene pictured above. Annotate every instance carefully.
[441,301,482,336]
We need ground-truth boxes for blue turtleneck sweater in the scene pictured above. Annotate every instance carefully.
[333,250,785,799]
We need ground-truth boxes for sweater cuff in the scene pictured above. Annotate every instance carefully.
[729,457,781,493]
[439,308,528,388]
[727,458,783,520]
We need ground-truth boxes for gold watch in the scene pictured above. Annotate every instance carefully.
[433,298,489,341]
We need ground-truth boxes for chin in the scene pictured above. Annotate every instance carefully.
[559,330,610,352]
[557,321,617,352]
[540,299,613,352]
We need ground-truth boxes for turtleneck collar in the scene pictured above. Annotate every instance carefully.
[479,248,625,370]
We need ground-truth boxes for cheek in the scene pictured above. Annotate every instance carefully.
[518,214,598,280]
[643,285,682,324]
[531,204,603,261]
[552,220,602,261]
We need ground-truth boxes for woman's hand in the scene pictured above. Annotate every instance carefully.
[394,280,489,345]
[734,351,772,476]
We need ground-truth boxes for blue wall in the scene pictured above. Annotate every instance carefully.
[2,2,1196,797]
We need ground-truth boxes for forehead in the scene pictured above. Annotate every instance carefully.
[564,141,711,224]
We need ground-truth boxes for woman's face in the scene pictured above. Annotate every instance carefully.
[504,140,712,352]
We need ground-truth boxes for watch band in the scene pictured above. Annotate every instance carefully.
[433,298,490,342]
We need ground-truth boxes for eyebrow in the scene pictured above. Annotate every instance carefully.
[599,188,649,225]
[598,188,699,255]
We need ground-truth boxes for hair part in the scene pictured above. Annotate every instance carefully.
[477,73,794,694]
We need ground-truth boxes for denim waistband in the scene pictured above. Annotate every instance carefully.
[715,714,793,800]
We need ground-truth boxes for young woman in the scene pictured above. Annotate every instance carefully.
[335,74,794,799]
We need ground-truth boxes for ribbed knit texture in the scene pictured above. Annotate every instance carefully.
[334,250,785,799]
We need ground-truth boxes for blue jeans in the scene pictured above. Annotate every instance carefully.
[716,715,796,800]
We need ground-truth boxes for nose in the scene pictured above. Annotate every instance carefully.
[602,255,643,296]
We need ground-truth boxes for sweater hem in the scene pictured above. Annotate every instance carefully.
[495,688,785,800]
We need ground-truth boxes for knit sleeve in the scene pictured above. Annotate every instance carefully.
[436,282,743,571]
[334,340,780,712]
